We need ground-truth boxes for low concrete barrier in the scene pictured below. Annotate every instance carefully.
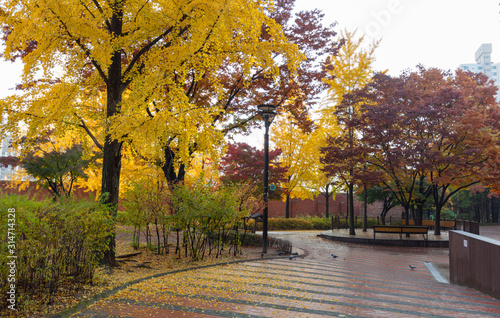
[449,231,500,299]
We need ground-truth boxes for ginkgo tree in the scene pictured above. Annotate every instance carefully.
[320,28,380,235]
[0,0,303,264]
[133,1,340,185]
[306,126,340,218]
[271,112,317,218]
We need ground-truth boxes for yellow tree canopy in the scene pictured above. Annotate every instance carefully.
[304,126,340,195]
[271,112,321,200]
[320,28,380,130]
[0,0,302,204]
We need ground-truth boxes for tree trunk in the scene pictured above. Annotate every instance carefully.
[101,137,122,266]
[101,4,124,266]
[348,183,355,235]
[434,205,442,235]
[285,194,290,218]
[363,185,367,232]
[162,146,177,183]
[324,184,330,218]
[492,197,499,223]
[415,201,424,226]
[403,205,410,228]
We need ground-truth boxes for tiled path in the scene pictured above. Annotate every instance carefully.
[72,231,500,318]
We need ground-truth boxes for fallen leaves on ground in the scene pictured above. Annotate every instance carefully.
[1,225,272,318]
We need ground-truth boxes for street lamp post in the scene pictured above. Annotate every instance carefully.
[257,104,277,253]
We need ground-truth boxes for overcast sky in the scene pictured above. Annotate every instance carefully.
[1,0,499,145]
[295,0,500,75]
[2,1,499,95]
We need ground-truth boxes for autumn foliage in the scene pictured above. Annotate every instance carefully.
[322,66,500,234]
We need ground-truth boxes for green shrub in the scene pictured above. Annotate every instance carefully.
[441,209,457,220]
[239,232,262,246]
[308,217,331,230]
[250,215,390,231]
[251,218,313,231]
[0,194,112,311]
[170,182,249,260]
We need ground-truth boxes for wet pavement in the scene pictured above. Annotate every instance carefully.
[70,229,500,318]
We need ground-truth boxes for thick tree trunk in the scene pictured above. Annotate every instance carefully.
[162,146,177,183]
[161,145,186,184]
[415,201,424,226]
[434,205,442,235]
[101,4,124,266]
[101,137,122,266]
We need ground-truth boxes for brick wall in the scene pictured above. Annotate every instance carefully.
[0,181,94,200]
[267,193,405,219]
[1,181,406,219]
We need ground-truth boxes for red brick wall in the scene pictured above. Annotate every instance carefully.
[267,193,405,219]
[1,181,406,219]
[0,181,94,200]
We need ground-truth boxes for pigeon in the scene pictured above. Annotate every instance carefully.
[409,265,416,270]
[291,252,298,255]
[331,254,338,259]
[278,251,285,255]
[289,255,296,260]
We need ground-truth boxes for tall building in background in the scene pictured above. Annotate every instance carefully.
[0,117,16,180]
[459,43,500,102]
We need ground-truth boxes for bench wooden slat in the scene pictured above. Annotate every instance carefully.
[402,219,456,230]
[373,225,428,240]
[373,226,402,233]
[401,227,427,234]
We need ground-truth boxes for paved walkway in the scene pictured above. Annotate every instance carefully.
[71,230,500,318]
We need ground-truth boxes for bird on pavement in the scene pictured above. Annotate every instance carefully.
[278,251,285,255]
[289,255,296,260]
[409,265,416,270]
[331,254,338,259]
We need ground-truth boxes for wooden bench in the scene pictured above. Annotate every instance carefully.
[242,213,263,233]
[402,219,456,230]
[373,225,428,240]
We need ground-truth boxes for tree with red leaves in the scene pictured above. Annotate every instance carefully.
[348,67,500,235]
[219,142,286,200]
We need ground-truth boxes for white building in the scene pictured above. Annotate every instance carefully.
[0,117,17,181]
[0,135,16,180]
[459,43,500,101]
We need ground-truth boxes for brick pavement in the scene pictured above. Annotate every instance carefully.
[71,231,500,318]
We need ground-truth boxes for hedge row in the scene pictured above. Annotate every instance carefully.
[248,216,382,231]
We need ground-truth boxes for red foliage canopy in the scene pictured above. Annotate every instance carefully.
[219,142,287,188]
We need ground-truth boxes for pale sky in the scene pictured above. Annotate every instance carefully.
[2,1,499,95]
[295,0,500,75]
[1,0,499,146]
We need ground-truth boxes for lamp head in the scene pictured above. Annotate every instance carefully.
[257,104,277,114]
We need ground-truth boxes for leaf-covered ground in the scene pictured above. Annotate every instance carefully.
[71,231,500,318]
[2,226,273,318]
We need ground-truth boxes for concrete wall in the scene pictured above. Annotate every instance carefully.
[449,230,500,299]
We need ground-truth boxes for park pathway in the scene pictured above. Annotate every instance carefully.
[72,231,500,318]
